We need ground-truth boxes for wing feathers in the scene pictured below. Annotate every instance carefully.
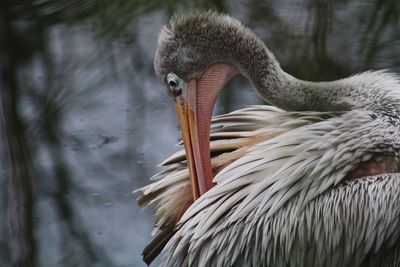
[159,110,400,266]
[136,106,341,265]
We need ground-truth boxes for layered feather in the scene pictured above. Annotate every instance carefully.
[159,109,400,266]
[135,105,336,261]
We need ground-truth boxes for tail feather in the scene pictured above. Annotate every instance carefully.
[143,223,176,265]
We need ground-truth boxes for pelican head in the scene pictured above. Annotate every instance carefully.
[154,12,289,199]
[155,12,250,81]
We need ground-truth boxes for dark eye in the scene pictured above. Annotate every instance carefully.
[167,73,180,87]
[169,79,178,87]
[166,73,183,98]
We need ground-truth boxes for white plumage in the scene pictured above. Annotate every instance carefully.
[137,12,400,267]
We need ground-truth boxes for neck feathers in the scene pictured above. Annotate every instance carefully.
[164,12,400,113]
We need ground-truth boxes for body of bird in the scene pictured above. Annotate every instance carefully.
[136,11,400,267]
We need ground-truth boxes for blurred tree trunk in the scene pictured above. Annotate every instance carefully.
[0,58,37,267]
[0,4,37,267]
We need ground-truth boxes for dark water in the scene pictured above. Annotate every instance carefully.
[0,0,399,266]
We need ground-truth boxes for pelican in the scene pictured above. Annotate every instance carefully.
[136,11,400,266]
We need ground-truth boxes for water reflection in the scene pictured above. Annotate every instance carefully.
[0,0,399,266]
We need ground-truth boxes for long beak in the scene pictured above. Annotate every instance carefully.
[174,64,239,200]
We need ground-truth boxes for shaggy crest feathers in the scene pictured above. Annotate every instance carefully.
[154,11,283,88]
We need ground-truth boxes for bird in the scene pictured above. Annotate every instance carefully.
[136,11,400,267]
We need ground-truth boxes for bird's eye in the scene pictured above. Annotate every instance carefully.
[169,79,178,87]
[167,73,179,87]
[166,73,183,98]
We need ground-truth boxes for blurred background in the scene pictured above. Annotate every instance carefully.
[0,0,399,266]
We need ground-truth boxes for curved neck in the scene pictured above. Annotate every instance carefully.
[226,28,400,113]
[164,12,400,113]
